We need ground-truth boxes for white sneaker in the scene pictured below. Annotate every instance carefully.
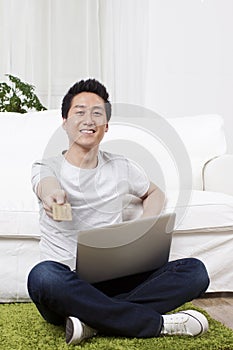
[65,316,97,345]
[161,309,209,336]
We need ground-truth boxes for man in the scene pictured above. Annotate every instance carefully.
[28,78,210,345]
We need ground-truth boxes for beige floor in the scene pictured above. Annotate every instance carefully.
[193,293,233,330]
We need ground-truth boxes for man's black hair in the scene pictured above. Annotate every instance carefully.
[61,78,112,121]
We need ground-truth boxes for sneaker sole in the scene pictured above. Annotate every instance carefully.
[66,317,82,345]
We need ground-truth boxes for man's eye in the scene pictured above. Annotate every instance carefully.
[93,111,102,116]
[76,111,85,116]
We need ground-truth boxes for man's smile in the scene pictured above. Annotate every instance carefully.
[80,129,96,134]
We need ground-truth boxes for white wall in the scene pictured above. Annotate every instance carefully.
[145,0,233,153]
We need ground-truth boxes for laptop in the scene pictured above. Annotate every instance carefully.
[76,212,176,283]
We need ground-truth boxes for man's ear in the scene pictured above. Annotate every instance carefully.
[105,123,109,132]
[62,118,67,130]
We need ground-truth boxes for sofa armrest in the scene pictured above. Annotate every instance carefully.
[203,154,233,196]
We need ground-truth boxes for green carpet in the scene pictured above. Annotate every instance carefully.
[0,302,233,350]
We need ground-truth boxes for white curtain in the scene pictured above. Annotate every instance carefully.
[1,1,232,152]
[0,0,102,108]
[1,0,52,106]
[0,0,149,109]
[99,0,149,105]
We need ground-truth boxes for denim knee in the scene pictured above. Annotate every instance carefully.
[27,260,70,302]
[186,258,210,294]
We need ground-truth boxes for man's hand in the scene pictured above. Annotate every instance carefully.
[37,176,67,219]
[42,189,67,219]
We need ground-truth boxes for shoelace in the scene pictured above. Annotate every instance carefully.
[164,314,188,335]
[81,323,97,339]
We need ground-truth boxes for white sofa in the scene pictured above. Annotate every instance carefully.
[0,109,233,302]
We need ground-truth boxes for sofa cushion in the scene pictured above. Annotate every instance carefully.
[102,114,227,190]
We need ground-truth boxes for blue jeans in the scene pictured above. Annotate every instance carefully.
[27,258,209,338]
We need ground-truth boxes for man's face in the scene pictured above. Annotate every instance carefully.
[63,92,108,151]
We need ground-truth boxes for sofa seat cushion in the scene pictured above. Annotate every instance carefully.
[0,171,40,238]
[123,190,233,234]
[167,190,233,293]
[123,190,233,293]
[168,190,233,233]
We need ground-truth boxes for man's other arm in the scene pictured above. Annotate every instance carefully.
[140,182,166,218]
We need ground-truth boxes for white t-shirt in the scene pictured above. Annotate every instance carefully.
[31,150,150,269]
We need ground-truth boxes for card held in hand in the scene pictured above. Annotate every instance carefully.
[52,203,72,221]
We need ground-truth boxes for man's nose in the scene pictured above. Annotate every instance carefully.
[83,110,94,124]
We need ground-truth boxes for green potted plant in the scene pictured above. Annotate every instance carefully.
[0,74,47,113]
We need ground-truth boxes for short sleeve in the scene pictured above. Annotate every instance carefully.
[126,158,150,197]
